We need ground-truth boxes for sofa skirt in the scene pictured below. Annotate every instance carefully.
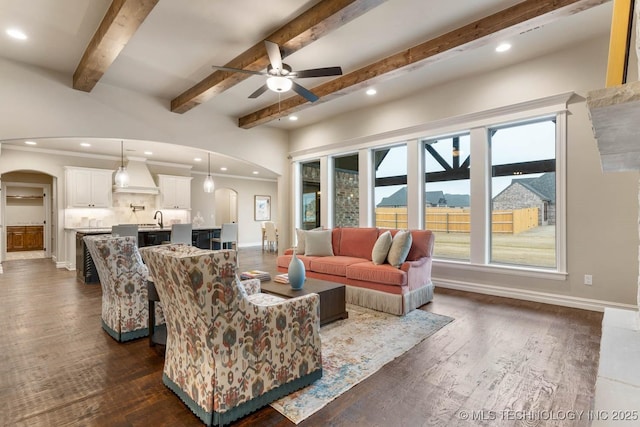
[345,282,434,315]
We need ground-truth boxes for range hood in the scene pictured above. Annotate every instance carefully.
[112,157,160,194]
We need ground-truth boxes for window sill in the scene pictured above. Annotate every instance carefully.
[433,258,567,281]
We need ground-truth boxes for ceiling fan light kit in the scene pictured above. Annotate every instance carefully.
[267,76,293,93]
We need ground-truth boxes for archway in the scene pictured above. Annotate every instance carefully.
[1,170,55,264]
[214,188,238,225]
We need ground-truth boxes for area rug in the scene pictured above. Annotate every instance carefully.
[270,304,454,424]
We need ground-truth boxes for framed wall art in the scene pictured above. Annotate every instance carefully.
[254,195,271,221]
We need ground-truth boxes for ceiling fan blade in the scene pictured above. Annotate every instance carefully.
[264,40,283,72]
[248,84,269,99]
[291,66,343,78]
[212,65,265,76]
[291,81,319,103]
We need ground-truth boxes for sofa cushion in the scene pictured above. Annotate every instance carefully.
[338,227,379,260]
[371,231,392,265]
[346,261,407,286]
[387,230,412,268]
[310,256,367,277]
[406,230,434,261]
[305,229,334,256]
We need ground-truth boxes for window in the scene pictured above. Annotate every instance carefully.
[374,145,407,229]
[291,94,567,276]
[424,133,471,260]
[333,154,359,227]
[490,119,556,268]
[301,160,320,230]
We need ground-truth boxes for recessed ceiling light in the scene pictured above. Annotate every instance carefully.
[144,151,153,155]
[80,142,91,147]
[496,43,511,53]
[289,115,298,121]
[252,171,259,175]
[366,88,377,96]
[220,167,228,171]
[194,157,202,162]
[6,28,27,40]
[24,140,37,145]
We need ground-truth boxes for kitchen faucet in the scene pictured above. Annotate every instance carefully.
[153,210,163,229]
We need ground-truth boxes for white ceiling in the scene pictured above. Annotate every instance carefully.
[0,0,613,177]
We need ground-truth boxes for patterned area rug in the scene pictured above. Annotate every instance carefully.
[270,304,454,424]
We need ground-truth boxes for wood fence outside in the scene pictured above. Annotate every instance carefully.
[375,207,538,234]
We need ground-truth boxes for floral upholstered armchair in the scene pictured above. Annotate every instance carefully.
[139,245,323,426]
[83,235,164,342]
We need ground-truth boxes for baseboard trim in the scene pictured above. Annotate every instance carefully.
[61,262,74,270]
[433,277,637,312]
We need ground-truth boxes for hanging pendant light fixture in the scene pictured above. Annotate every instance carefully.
[203,152,214,193]
[114,140,129,188]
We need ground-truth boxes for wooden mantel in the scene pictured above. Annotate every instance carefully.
[587,81,640,172]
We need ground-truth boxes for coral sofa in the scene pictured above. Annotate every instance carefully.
[277,227,435,315]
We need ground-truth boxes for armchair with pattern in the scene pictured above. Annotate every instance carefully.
[139,245,322,426]
[84,235,165,342]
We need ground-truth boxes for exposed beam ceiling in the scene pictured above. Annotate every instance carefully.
[170,0,386,114]
[73,0,159,92]
[238,0,609,129]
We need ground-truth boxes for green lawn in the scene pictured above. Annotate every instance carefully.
[433,225,556,268]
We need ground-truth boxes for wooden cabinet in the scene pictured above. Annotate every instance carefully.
[157,175,192,209]
[65,167,112,208]
[7,226,43,251]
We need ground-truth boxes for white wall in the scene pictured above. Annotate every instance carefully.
[0,58,289,177]
[287,34,640,308]
[190,173,278,247]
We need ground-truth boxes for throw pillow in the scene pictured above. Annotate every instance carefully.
[387,230,413,268]
[371,231,393,265]
[295,228,307,254]
[304,229,334,256]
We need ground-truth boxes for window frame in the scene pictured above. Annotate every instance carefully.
[289,93,570,280]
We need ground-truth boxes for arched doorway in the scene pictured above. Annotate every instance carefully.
[214,188,238,225]
[1,171,54,262]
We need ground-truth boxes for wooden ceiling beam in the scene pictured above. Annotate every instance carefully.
[73,0,158,92]
[239,0,609,129]
[170,0,386,114]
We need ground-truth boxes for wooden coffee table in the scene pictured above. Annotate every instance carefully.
[260,278,348,326]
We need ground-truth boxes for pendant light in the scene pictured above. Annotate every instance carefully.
[114,140,129,188]
[203,152,214,193]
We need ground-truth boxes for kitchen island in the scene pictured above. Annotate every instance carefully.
[71,226,221,284]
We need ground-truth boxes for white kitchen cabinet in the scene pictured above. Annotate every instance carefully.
[157,175,192,209]
[65,167,112,208]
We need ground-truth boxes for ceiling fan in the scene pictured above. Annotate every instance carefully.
[212,40,342,103]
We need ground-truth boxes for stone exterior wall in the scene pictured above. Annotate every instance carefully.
[334,169,359,227]
[492,183,555,225]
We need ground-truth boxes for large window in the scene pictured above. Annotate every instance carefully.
[300,160,320,230]
[490,119,556,268]
[424,133,471,260]
[292,95,566,275]
[374,145,407,229]
[333,154,359,227]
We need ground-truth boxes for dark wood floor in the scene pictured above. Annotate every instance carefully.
[0,247,602,426]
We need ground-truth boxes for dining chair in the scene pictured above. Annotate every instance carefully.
[210,223,238,250]
[264,221,278,252]
[170,223,192,245]
[111,224,139,237]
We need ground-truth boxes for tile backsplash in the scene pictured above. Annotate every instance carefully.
[65,193,189,228]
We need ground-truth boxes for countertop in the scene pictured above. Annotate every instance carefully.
[66,226,220,233]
